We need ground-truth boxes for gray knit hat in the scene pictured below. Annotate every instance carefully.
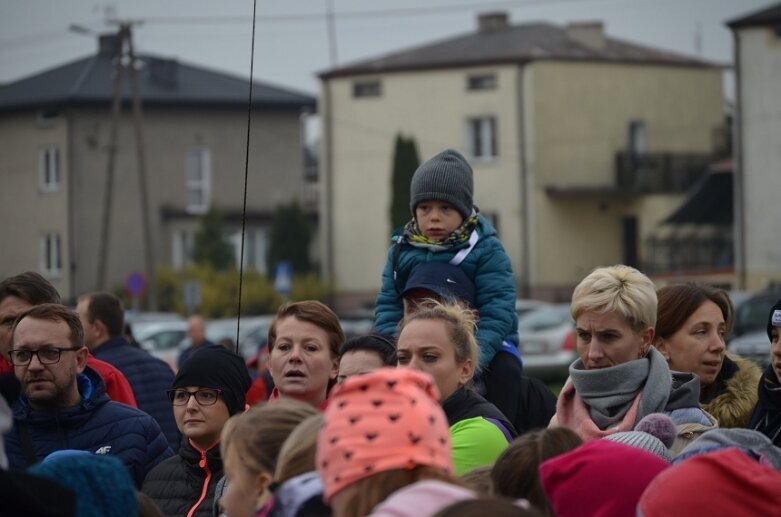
[409,149,474,220]
[604,431,673,463]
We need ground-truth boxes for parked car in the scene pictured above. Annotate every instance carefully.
[206,316,274,360]
[515,298,552,319]
[731,289,781,339]
[728,330,770,368]
[516,304,576,382]
[132,320,188,370]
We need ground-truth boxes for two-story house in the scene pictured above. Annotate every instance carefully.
[728,2,781,290]
[319,12,725,309]
[0,34,316,302]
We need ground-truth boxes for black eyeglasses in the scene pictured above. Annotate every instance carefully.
[167,388,222,406]
[7,347,82,366]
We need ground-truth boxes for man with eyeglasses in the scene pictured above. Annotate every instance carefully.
[76,292,179,451]
[0,271,137,407]
[3,303,172,487]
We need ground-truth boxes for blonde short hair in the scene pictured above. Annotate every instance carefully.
[274,413,324,484]
[570,265,657,331]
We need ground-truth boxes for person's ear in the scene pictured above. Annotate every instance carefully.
[75,346,89,373]
[93,319,109,339]
[256,471,273,500]
[329,355,339,381]
[638,326,655,357]
[655,337,671,361]
[458,358,474,386]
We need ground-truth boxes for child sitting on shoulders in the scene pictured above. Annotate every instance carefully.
[375,148,519,380]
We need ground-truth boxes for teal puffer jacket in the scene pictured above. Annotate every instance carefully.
[375,215,518,368]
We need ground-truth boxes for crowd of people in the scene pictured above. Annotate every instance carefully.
[2,148,781,516]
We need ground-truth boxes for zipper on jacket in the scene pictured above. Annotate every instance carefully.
[186,440,213,517]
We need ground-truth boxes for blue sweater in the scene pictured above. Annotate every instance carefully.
[93,336,180,450]
[4,367,173,487]
[375,215,518,367]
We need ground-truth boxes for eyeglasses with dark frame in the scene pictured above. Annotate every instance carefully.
[7,347,82,366]
[167,388,223,406]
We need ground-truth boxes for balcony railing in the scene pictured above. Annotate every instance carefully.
[615,152,713,194]
[643,233,733,275]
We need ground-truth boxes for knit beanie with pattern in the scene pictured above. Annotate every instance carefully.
[172,346,251,415]
[316,367,453,504]
[409,149,474,220]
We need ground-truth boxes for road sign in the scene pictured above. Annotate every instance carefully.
[184,280,202,313]
[274,262,292,295]
[125,271,146,297]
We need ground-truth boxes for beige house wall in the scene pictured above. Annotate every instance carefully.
[738,27,781,289]
[325,65,524,296]
[0,111,71,296]
[530,62,724,289]
[0,105,309,301]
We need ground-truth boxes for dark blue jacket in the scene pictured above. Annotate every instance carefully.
[93,336,180,450]
[375,215,518,367]
[3,367,173,487]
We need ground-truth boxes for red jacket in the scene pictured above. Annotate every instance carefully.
[0,354,137,407]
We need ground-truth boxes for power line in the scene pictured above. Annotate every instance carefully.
[140,0,656,25]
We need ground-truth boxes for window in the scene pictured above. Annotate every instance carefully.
[39,233,62,277]
[38,147,60,192]
[352,80,382,98]
[467,116,498,160]
[467,73,497,91]
[172,230,194,269]
[231,229,268,274]
[186,147,211,213]
[628,121,646,157]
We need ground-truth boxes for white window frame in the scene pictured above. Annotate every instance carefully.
[39,232,62,278]
[231,228,268,275]
[186,147,211,214]
[466,116,498,161]
[172,229,194,269]
[38,147,60,193]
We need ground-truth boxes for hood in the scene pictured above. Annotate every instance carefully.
[369,480,475,517]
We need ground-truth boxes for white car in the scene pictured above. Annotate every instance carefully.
[132,320,189,370]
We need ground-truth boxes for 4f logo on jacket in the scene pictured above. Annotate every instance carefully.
[95,445,112,454]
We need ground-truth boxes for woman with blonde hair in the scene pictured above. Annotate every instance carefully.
[550,265,715,454]
[218,399,317,517]
[396,301,515,474]
[263,414,330,517]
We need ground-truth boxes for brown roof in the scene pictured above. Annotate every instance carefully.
[727,2,781,29]
[320,21,721,79]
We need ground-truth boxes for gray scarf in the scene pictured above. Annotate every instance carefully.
[569,347,672,430]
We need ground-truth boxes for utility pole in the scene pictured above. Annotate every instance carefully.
[96,27,125,293]
[94,23,158,309]
[125,25,158,310]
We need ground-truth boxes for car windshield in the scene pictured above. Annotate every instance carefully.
[517,306,572,332]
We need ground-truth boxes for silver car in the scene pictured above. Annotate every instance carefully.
[517,304,576,381]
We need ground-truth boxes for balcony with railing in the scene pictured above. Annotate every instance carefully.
[643,230,733,275]
[615,152,713,194]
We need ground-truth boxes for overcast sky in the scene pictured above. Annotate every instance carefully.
[0,0,771,95]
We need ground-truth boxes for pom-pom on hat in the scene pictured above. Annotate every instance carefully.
[409,149,474,220]
[635,413,677,448]
[172,346,252,415]
[316,367,453,504]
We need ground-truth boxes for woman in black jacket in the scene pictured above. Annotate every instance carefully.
[142,347,251,517]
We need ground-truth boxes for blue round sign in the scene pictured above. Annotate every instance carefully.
[125,271,147,297]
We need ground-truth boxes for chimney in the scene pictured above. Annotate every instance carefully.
[98,34,121,57]
[478,12,509,33]
[565,21,606,50]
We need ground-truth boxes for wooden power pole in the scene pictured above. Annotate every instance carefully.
[96,23,158,310]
